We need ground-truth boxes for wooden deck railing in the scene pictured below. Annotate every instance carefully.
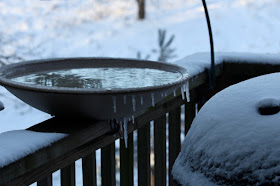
[1,60,280,186]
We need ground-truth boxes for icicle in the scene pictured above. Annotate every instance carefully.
[195,103,198,115]
[173,89,176,97]
[132,95,136,112]
[123,95,127,104]
[181,86,185,100]
[151,93,155,107]
[123,118,128,148]
[132,115,135,124]
[161,92,164,97]
[140,95,144,105]
[164,91,167,97]
[185,81,190,102]
[113,96,117,113]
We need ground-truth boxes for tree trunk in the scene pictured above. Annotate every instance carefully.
[137,0,145,19]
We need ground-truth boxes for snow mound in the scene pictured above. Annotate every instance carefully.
[172,73,280,185]
[0,130,67,168]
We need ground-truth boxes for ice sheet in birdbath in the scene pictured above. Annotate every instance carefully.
[11,67,182,89]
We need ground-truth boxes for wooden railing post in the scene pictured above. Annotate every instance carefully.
[185,99,196,135]
[61,163,75,186]
[82,152,97,186]
[120,132,134,186]
[37,174,52,186]
[168,107,181,186]
[154,115,167,186]
[101,143,116,186]
[137,123,151,186]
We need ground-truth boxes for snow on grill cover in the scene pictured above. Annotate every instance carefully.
[172,73,280,185]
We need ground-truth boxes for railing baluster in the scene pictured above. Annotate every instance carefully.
[168,107,181,186]
[154,115,167,186]
[120,132,134,186]
[137,124,151,186]
[82,152,97,186]
[37,174,52,186]
[61,162,75,186]
[185,100,196,135]
[101,143,116,186]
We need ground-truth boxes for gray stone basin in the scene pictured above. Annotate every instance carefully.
[0,58,189,120]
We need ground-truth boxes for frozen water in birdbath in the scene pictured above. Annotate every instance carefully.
[11,68,183,89]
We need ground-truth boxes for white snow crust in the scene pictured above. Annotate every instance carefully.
[172,73,280,185]
[175,52,280,77]
[0,130,67,168]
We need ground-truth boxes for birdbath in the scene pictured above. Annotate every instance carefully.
[0,58,189,122]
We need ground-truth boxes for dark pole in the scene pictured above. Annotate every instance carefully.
[202,0,215,88]
[137,0,145,19]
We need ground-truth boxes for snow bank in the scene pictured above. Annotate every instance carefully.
[0,130,67,168]
[175,52,280,77]
[172,72,280,185]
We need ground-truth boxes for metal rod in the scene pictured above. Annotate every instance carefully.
[202,0,216,88]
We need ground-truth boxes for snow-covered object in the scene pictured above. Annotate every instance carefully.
[175,52,280,77]
[0,130,67,168]
[172,73,280,185]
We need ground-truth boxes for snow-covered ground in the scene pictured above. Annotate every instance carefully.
[172,72,280,185]
[0,0,280,185]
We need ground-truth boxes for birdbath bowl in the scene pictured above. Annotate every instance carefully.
[0,58,189,120]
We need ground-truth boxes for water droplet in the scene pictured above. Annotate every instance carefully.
[132,95,136,112]
[151,93,155,107]
[181,86,185,100]
[113,96,117,113]
[123,95,127,104]
[173,90,176,97]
